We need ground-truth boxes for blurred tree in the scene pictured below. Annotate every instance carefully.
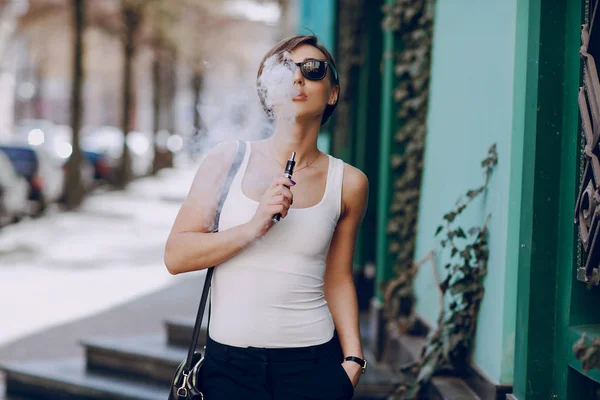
[144,0,177,174]
[89,0,226,185]
[146,0,228,171]
[0,0,28,72]
[63,0,85,209]
[88,0,151,188]
[174,3,228,152]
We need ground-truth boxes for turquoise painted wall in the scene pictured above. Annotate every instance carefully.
[413,0,523,384]
[297,0,336,51]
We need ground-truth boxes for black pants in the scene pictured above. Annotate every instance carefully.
[200,332,355,399]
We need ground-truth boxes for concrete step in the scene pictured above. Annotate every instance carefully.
[353,347,403,399]
[428,376,481,400]
[164,316,207,348]
[1,358,167,400]
[81,334,188,384]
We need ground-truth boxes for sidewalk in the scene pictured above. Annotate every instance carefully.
[0,273,204,400]
[0,164,199,349]
[0,273,203,364]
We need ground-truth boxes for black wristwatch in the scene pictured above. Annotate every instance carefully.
[344,356,367,374]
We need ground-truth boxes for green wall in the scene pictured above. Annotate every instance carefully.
[297,0,336,154]
[298,0,336,51]
[412,0,522,384]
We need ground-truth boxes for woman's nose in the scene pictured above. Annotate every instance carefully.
[293,66,304,85]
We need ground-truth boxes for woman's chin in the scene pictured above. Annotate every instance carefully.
[293,105,322,120]
[272,104,321,123]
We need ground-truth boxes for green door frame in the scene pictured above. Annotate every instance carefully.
[375,0,405,301]
[352,0,384,271]
[513,0,583,398]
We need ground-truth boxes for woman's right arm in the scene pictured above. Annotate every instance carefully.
[164,142,294,275]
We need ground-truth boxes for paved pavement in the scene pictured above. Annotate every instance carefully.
[0,163,201,350]
[0,272,204,364]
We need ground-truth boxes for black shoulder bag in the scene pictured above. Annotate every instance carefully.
[168,140,246,400]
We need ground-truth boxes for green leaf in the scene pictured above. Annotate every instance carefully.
[440,275,451,292]
[435,225,443,236]
[460,248,471,259]
[443,212,457,223]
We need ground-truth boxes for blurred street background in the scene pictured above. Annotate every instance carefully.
[0,0,294,334]
[0,0,299,398]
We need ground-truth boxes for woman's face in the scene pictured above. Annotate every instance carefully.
[287,44,338,122]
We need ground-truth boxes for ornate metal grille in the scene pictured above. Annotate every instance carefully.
[575,0,600,284]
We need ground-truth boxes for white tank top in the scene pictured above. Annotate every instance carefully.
[209,141,345,348]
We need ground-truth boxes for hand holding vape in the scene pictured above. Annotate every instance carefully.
[272,152,296,222]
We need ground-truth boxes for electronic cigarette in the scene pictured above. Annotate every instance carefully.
[272,152,296,222]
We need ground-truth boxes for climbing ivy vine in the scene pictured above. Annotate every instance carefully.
[390,145,498,399]
[574,333,600,372]
[380,0,435,331]
[379,1,500,398]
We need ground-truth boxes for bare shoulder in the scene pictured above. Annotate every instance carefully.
[342,163,369,191]
[199,140,239,166]
[341,162,369,216]
[171,141,242,235]
[189,141,240,192]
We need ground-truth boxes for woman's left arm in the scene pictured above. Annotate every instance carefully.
[324,164,369,386]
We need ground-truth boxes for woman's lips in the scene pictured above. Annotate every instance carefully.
[292,93,307,101]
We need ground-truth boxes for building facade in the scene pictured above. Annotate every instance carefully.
[299,0,597,398]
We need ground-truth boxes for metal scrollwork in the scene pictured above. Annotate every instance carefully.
[575,22,600,285]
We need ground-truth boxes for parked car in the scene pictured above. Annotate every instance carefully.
[13,121,101,191]
[14,119,56,146]
[52,125,96,191]
[0,143,65,214]
[81,126,155,180]
[83,150,112,182]
[0,150,29,224]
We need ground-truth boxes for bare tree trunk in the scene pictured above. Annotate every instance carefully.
[192,71,202,132]
[190,70,205,159]
[163,47,176,168]
[116,7,138,188]
[278,0,293,37]
[64,0,85,209]
[151,47,161,175]
[167,48,176,132]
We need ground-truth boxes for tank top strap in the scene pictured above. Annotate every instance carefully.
[326,155,345,220]
[229,140,251,189]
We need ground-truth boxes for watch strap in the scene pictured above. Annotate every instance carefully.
[344,356,367,372]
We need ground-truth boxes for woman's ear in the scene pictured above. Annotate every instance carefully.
[328,85,339,105]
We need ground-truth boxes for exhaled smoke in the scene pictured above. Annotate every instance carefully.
[257,52,299,124]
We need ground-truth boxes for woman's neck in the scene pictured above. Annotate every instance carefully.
[268,118,322,168]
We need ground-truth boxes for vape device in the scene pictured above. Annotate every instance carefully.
[272,152,296,222]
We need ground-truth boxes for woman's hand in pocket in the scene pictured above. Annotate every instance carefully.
[341,361,362,388]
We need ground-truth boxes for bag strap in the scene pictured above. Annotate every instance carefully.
[183,140,247,373]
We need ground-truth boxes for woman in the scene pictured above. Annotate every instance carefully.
[165,35,369,400]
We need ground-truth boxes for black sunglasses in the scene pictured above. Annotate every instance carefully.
[291,59,338,82]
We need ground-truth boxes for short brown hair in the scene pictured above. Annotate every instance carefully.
[256,35,339,126]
